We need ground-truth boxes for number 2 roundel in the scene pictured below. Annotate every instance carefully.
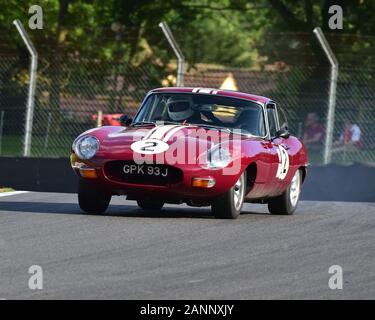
[131,138,169,155]
[276,145,290,180]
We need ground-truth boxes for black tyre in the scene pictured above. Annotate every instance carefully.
[268,169,302,215]
[78,179,111,214]
[212,172,246,219]
[137,199,164,211]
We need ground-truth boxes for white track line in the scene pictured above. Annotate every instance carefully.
[0,191,29,198]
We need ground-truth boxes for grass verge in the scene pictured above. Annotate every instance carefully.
[0,187,15,193]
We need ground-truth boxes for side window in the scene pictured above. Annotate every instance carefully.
[152,97,168,120]
[258,110,266,137]
[267,105,278,137]
[278,107,288,130]
[137,95,155,121]
[143,95,167,121]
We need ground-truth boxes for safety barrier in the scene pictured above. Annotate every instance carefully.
[0,157,374,202]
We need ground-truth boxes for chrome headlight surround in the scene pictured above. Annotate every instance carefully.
[73,136,100,160]
[207,144,232,168]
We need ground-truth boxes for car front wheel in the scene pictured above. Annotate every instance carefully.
[78,179,111,214]
[268,169,302,215]
[212,172,246,219]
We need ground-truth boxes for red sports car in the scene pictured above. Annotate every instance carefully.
[71,87,308,219]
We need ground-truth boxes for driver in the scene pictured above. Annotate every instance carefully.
[166,95,196,122]
[166,95,224,126]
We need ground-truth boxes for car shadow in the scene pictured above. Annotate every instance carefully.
[0,201,91,215]
[240,210,270,216]
[109,207,215,219]
[0,200,271,219]
[0,201,217,219]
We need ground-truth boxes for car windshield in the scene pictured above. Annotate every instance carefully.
[133,93,265,136]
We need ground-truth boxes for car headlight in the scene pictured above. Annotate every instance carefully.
[207,145,231,168]
[73,136,100,159]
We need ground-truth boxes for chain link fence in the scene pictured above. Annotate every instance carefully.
[184,63,375,165]
[0,57,162,157]
[0,55,29,156]
[0,29,374,164]
[332,66,375,164]
[183,64,330,164]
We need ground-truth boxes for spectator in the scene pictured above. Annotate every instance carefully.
[303,112,325,150]
[333,119,363,152]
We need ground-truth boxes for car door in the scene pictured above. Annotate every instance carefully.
[263,103,292,195]
[267,103,294,195]
[263,104,280,194]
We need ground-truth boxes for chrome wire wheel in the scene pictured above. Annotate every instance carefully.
[212,171,247,219]
[233,174,245,211]
[289,170,301,207]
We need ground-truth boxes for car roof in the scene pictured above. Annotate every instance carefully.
[149,87,272,105]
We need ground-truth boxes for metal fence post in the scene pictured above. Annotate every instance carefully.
[313,27,339,165]
[159,22,185,87]
[43,112,52,153]
[13,19,38,157]
[97,110,103,127]
[0,111,4,155]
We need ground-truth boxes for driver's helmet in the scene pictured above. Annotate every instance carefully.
[166,95,194,121]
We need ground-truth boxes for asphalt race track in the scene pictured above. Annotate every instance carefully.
[0,191,374,299]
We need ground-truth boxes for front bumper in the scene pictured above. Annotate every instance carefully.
[70,153,243,200]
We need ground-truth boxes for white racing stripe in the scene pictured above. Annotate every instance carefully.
[197,88,214,94]
[133,125,187,155]
[143,126,161,140]
[0,191,29,198]
[192,88,218,94]
[143,124,187,142]
[162,125,187,142]
[144,125,177,140]
[148,125,180,140]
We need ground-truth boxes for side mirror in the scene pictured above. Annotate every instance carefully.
[275,127,290,139]
[119,115,132,126]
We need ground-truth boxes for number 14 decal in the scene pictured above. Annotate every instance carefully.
[276,145,289,180]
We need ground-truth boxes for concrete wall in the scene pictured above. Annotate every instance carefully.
[0,157,374,202]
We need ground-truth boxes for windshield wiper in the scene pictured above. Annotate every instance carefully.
[226,128,259,137]
[131,121,157,127]
[194,123,231,133]
[193,124,257,136]
[161,121,192,126]
[132,121,186,127]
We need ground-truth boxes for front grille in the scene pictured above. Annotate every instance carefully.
[104,160,183,186]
